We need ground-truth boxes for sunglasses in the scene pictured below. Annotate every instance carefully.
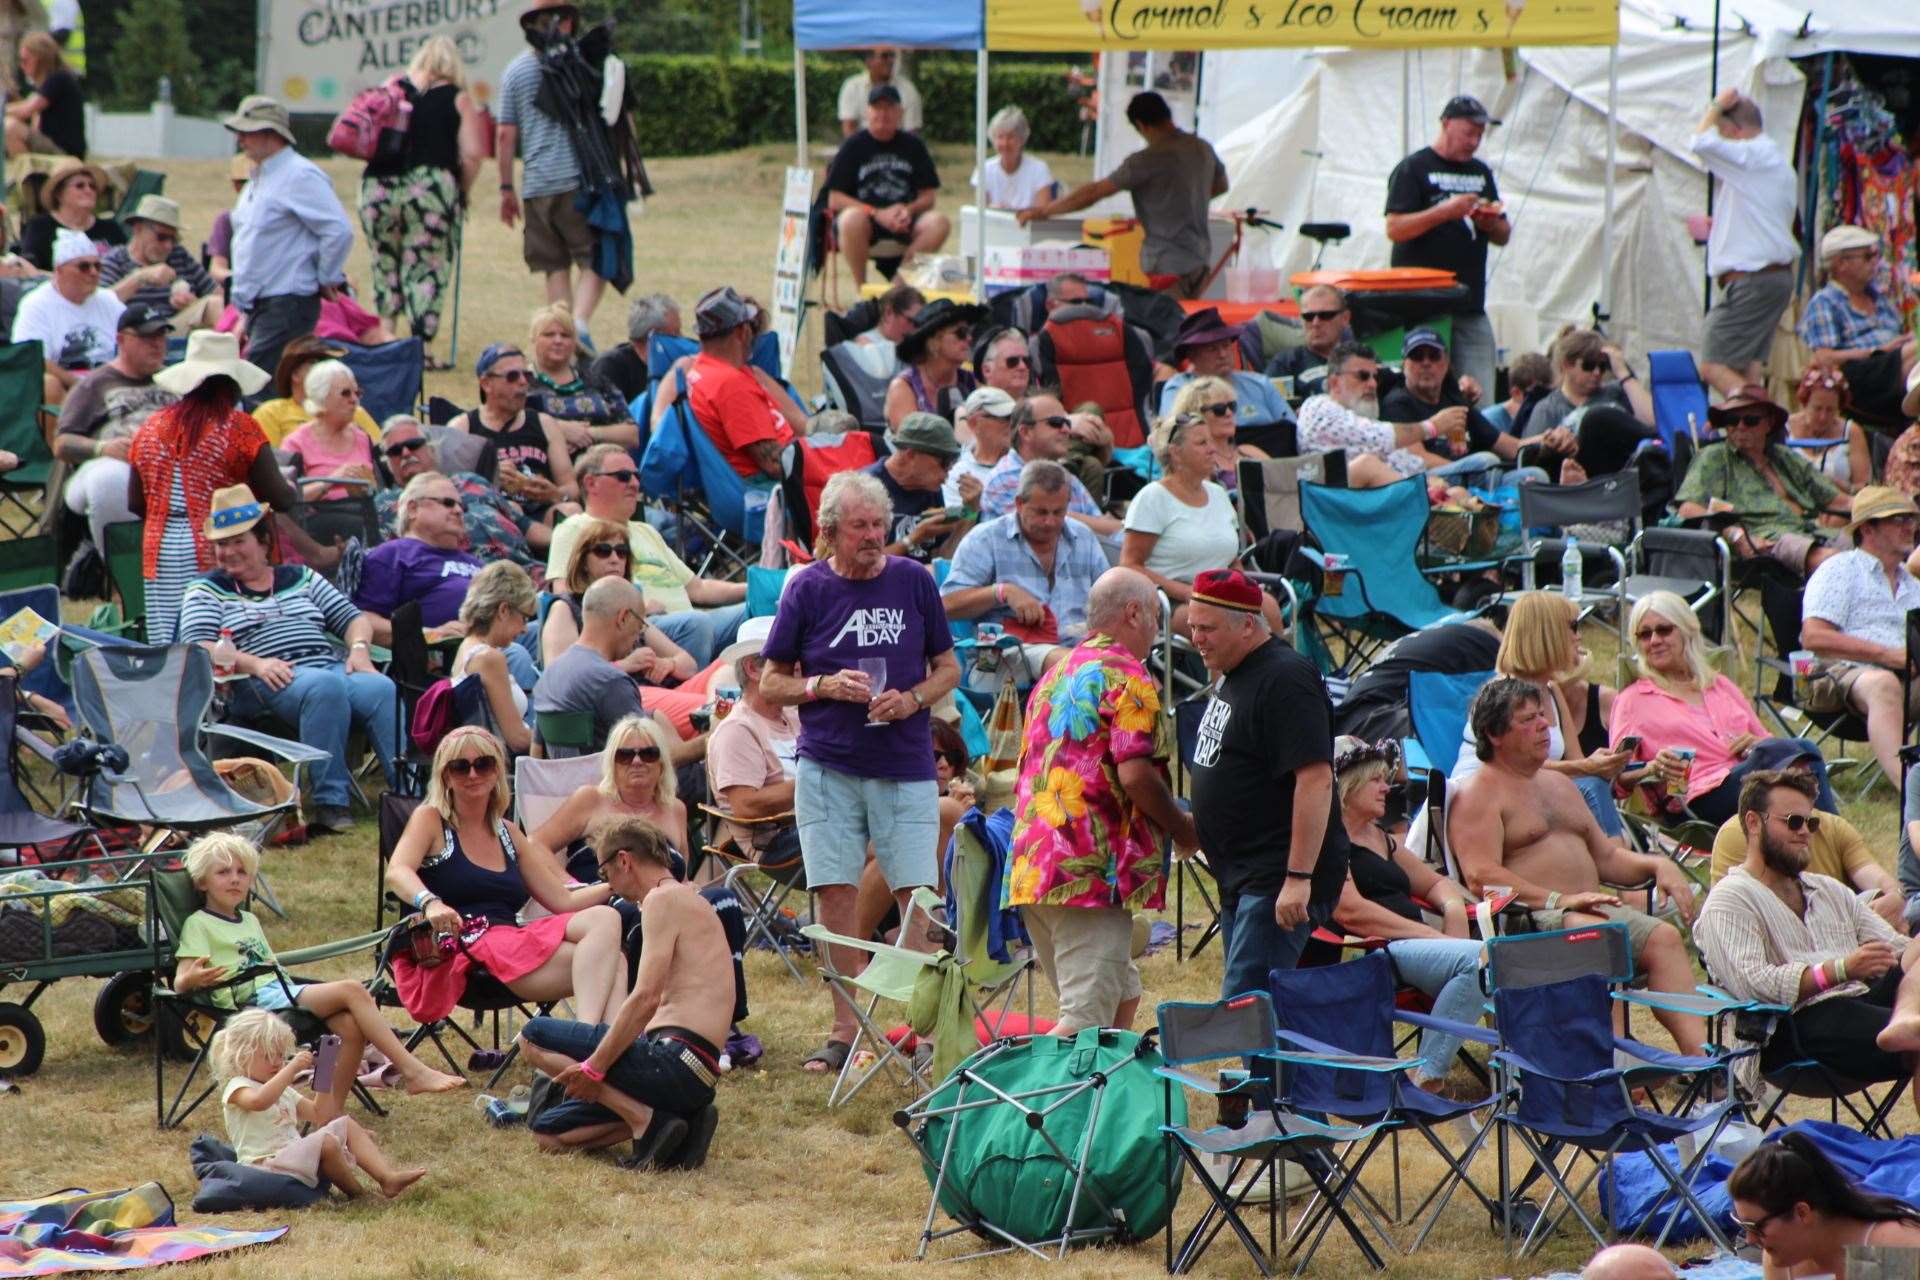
[614,745,663,765]
[1300,309,1345,322]
[1405,348,1446,363]
[485,369,529,383]
[1345,369,1379,383]
[1727,413,1773,429]
[997,353,1030,368]
[1202,401,1239,418]
[948,326,974,342]
[68,261,101,274]
[1633,623,1677,641]
[1764,811,1821,834]
[151,230,180,246]
[382,438,428,457]
[587,542,632,559]
[1033,414,1072,429]
[417,495,461,510]
[1577,358,1610,374]
[594,469,640,484]
[444,755,498,778]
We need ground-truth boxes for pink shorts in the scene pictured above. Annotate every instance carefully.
[391,911,573,1024]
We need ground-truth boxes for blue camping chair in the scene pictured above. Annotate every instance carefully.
[1491,972,1739,1257]
[1155,992,1396,1276]
[338,338,424,426]
[639,398,770,578]
[1647,350,1712,461]
[1269,950,1503,1256]
[1404,668,1491,777]
[1299,477,1456,674]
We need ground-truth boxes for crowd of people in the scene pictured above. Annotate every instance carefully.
[5,12,1920,1271]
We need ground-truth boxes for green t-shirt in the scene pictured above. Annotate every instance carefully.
[1672,442,1842,543]
[174,907,281,1010]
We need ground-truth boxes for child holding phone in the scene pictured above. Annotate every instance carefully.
[212,1008,426,1200]
[174,833,467,1122]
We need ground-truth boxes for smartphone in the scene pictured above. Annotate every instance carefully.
[311,1033,343,1095]
[1617,735,1643,755]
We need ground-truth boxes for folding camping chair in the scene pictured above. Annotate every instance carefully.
[819,339,894,429]
[1268,949,1504,1256]
[693,805,810,979]
[336,337,424,427]
[101,521,148,642]
[638,398,766,580]
[1155,992,1396,1276]
[0,339,51,537]
[1237,451,1346,543]
[799,889,949,1108]
[1509,472,1636,631]
[943,807,1035,1033]
[514,751,602,880]
[1171,691,1222,962]
[1647,350,1712,462]
[148,864,389,1129]
[1300,477,1457,676]
[1491,972,1739,1257]
[1404,668,1491,778]
[1750,579,1904,797]
[0,674,97,865]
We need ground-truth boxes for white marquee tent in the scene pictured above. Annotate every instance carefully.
[1095,0,1920,362]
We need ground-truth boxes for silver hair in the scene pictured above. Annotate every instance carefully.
[627,292,678,344]
[457,561,536,632]
[1015,458,1071,503]
[1044,273,1090,302]
[301,359,358,417]
[575,442,627,478]
[395,470,454,534]
[987,105,1031,145]
[382,413,423,435]
[816,470,891,544]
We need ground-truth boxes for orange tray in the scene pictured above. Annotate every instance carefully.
[1180,299,1300,324]
[1289,268,1459,292]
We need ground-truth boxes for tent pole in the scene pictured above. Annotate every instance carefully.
[1600,44,1617,327]
[1400,53,1410,156]
[1705,0,1720,313]
[975,48,988,301]
[793,45,807,167]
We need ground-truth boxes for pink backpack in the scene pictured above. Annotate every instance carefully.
[408,678,456,755]
[328,77,412,162]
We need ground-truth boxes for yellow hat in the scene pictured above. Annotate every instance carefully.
[203,484,267,542]
[1843,485,1918,542]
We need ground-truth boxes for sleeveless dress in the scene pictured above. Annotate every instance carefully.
[391,816,575,1022]
[902,365,978,423]
[453,641,529,719]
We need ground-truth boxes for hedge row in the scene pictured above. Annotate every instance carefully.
[611,54,1087,158]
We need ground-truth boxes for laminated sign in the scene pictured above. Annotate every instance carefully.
[986,0,1618,50]
[261,0,524,111]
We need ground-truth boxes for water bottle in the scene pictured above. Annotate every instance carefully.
[212,629,238,677]
[1560,541,1583,602]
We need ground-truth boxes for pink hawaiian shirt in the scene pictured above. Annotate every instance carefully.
[1006,635,1168,911]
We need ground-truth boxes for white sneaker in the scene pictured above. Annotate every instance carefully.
[1204,1154,1315,1202]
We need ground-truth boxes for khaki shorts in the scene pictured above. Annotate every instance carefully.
[1528,901,1664,954]
[1021,903,1140,1035]
[1802,660,1917,718]
[522,191,592,274]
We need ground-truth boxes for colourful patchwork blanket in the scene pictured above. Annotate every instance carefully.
[0,1184,284,1276]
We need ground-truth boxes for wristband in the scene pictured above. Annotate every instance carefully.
[499,182,515,191]
[804,674,821,701]
[577,1060,606,1082]
[1543,890,1561,912]
[1811,962,1831,992]
[413,889,438,911]
[1422,419,1438,440]
[995,583,1008,605]
[1284,869,1314,881]
[1836,957,1847,983]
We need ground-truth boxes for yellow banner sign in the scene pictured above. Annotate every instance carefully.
[987,0,1618,51]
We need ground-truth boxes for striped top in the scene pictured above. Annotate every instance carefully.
[1695,865,1898,1011]
[178,565,361,670]
[497,51,580,200]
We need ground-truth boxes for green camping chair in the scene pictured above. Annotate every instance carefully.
[801,888,950,1108]
[535,709,596,755]
[0,532,57,593]
[116,169,165,221]
[147,864,389,1129]
[100,520,146,642]
[944,820,1033,1032]
[0,340,52,537]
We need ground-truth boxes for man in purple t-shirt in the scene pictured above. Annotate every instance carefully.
[760,470,960,1076]
[353,472,483,643]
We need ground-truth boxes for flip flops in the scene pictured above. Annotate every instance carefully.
[801,1038,851,1074]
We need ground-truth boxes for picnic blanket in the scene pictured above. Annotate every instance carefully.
[0,1184,284,1276]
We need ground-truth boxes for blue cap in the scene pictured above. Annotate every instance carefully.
[1402,328,1446,358]
[475,342,521,377]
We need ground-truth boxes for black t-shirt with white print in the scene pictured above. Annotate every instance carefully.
[1383,146,1500,312]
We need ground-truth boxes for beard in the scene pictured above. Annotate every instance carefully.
[1334,388,1380,418]
[1758,825,1810,878]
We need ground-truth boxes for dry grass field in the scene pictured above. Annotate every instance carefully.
[1,142,1902,1280]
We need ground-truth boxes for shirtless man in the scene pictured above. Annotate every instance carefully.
[518,815,731,1170]
[1449,676,1705,1056]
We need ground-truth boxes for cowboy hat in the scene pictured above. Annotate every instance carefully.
[1705,384,1787,433]
[203,484,267,542]
[896,298,990,367]
[715,614,775,670]
[41,156,111,209]
[1844,485,1919,541]
[154,330,270,398]
[1171,307,1241,358]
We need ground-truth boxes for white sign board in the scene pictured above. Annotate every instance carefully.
[771,166,815,377]
[260,0,524,113]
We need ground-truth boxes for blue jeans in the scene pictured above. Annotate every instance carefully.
[1687,737,1839,825]
[1384,938,1485,1082]
[1574,774,1625,838]
[227,664,398,807]
[653,603,747,667]
[1219,890,1324,1002]
[1449,310,1497,409]
[1429,450,1505,489]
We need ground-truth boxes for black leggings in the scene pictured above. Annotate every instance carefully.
[1762,964,1911,1084]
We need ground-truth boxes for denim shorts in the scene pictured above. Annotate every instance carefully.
[794,756,938,890]
[521,1018,716,1125]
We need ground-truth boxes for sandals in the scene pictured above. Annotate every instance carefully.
[422,354,453,372]
[802,1038,852,1074]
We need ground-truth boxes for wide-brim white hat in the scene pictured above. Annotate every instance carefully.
[153,330,270,398]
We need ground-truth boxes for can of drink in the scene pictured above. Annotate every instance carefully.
[1666,747,1696,799]
[712,691,737,722]
[1322,553,1347,598]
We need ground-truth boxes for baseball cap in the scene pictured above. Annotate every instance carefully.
[1402,327,1446,358]
[475,342,522,377]
[694,286,760,339]
[1441,95,1499,126]
[893,412,961,461]
[1819,224,1879,263]
[118,302,172,336]
[959,386,1017,420]
[867,83,902,107]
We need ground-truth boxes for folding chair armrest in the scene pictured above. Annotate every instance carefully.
[1395,1007,1499,1047]
[1615,989,1746,1019]
[204,722,331,767]
[1274,1029,1420,1074]
[278,929,389,968]
[1491,1048,1622,1084]
[158,962,283,1004]
[694,803,795,826]
[798,923,940,968]
[1608,1035,1726,1075]
[1693,984,1789,1015]
[15,723,59,765]
[1153,1064,1269,1095]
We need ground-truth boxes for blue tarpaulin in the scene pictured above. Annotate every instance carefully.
[792,1,982,51]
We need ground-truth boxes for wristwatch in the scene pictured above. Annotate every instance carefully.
[910,688,927,708]
[1284,869,1314,881]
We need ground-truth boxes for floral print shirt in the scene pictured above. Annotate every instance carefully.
[1006,635,1169,911]
[374,470,542,580]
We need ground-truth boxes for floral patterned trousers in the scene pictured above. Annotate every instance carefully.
[357,164,461,341]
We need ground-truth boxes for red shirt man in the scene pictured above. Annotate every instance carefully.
[684,286,800,479]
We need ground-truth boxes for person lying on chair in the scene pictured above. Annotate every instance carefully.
[1448,676,1705,1055]
[519,814,728,1171]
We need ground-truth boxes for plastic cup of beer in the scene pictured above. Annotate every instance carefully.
[1666,747,1696,799]
[1322,553,1346,597]
[1445,417,1468,447]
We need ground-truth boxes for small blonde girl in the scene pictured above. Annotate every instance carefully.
[212,1008,427,1200]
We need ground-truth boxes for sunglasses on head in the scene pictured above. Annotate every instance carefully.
[486,368,529,383]
[1201,401,1238,417]
[1634,622,1676,641]
[587,542,631,559]
[615,745,663,765]
[594,469,640,484]
[1765,811,1821,834]
[382,438,428,457]
[1577,357,1609,374]
[1300,309,1344,322]
[445,755,497,778]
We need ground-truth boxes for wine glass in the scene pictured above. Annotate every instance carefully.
[857,657,888,727]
